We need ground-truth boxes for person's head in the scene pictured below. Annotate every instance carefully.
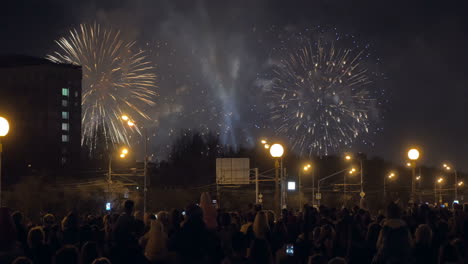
[27,226,45,248]
[386,202,401,219]
[246,212,255,223]
[328,257,347,264]
[156,211,170,228]
[320,224,334,240]
[253,211,269,239]
[249,239,272,264]
[439,242,460,263]
[62,212,78,230]
[266,210,275,226]
[80,241,100,264]
[54,245,79,264]
[144,212,156,227]
[308,254,327,264]
[11,211,24,226]
[123,200,134,215]
[415,224,432,246]
[0,207,17,250]
[185,204,203,221]
[43,214,56,227]
[12,257,33,264]
[169,209,182,229]
[218,212,231,228]
[91,258,111,264]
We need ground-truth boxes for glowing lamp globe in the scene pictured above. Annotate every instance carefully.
[0,117,9,137]
[270,144,284,158]
[408,149,420,161]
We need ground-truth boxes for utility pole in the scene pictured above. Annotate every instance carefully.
[274,159,280,215]
[143,128,148,214]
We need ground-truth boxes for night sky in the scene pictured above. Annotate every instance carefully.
[2,0,468,170]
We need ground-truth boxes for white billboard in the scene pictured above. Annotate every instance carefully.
[216,158,250,185]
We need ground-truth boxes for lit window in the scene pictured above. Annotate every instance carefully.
[62,111,69,119]
[62,88,69,97]
[61,157,67,165]
[62,123,69,131]
[62,135,69,142]
[62,100,68,107]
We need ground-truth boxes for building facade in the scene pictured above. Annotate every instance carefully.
[0,55,82,179]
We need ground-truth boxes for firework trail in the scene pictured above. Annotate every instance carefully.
[266,40,377,156]
[47,23,157,150]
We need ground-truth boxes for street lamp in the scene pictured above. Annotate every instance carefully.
[344,154,364,199]
[270,143,284,213]
[298,163,312,211]
[436,177,444,204]
[108,147,129,203]
[443,163,459,201]
[384,172,396,201]
[0,116,10,206]
[121,115,149,214]
[407,148,420,204]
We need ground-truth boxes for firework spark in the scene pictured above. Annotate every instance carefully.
[266,41,377,156]
[47,23,157,150]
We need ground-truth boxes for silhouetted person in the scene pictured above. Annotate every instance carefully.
[54,245,79,264]
[80,241,100,264]
[373,202,412,264]
[12,256,33,264]
[248,238,273,264]
[412,224,436,264]
[61,212,80,246]
[113,200,137,247]
[144,219,168,263]
[92,257,112,264]
[27,226,52,264]
[169,203,222,263]
[12,211,28,250]
[0,207,23,263]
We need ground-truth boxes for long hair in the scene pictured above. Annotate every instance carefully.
[415,224,432,247]
[253,211,270,239]
[144,220,168,261]
[199,192,217,229]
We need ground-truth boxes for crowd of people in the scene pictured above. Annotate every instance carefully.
[1,192,468,264]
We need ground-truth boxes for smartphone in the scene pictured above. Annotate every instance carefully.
[182,211,186,216]
[286,244,294,256]
[212,199,217,204]
[105,202,111,211]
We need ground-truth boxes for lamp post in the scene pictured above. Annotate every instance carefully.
[270,143,284,215]
[443,164,459,202]
[108,147,129,203]
[384,172,396,201]
[436,177,444,204]
[122,115,149,214]
[345,154,364,198]
[416,175,422,203]
[299,164,311,211]
[407,148,420,204]
[0,116,10,207]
